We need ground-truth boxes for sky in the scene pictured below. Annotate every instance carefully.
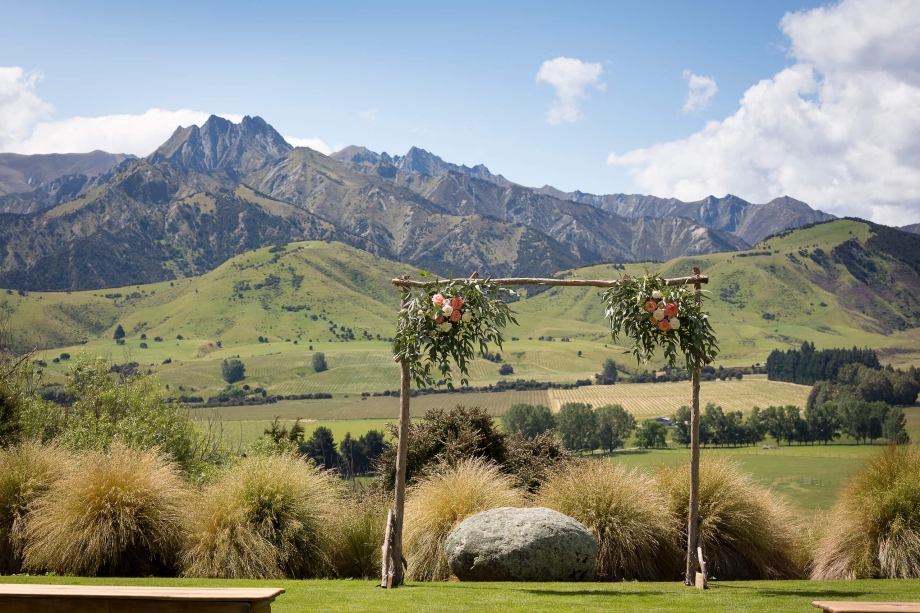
[1,0,919,224]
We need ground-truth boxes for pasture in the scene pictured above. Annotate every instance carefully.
[2,576,920,613]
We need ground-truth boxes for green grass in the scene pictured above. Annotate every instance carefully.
[2,576,920,612]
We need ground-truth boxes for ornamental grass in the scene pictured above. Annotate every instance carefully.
[0,442,70,574]
[327,486,389,579]
[655,455,802,580]
[23,443,189,576]
[404,458,524,581]
[534,461,678,581]
[180,452,339,579]
[812,444,920,579]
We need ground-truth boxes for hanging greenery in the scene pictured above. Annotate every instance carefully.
[603,273,718,370]
[394,278,517,389]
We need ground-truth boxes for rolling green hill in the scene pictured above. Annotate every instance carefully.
[6,219,920,413]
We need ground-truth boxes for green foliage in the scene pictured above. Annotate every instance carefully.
[113,324,125,340]
[249,417,305,456]
[180,453,339,579]
[813,444,920,579]
[596,358,619,384]
[636,420,667,449]
[23,444,189,576]
[604,272,718,370]
[394,278,517,388]
[303,426,337,470]
[556,403,597,452]
[595,404,635,451]
[338,430,387,478]
[536,462,676,581]
[221,358,245,383]
[671,406,691,446]
[501,403,556,439]
[312,352,327,373]
[767,341,880,385]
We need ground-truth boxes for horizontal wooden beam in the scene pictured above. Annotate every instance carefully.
[391,274,708,289]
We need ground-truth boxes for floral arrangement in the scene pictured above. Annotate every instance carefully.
[394,277,517,389]
[603,273,718,370]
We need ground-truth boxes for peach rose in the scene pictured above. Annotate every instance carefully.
[657,319,671,332]
[449,309,461,322]
[644,300,657,313]
[432,293,445,306]
[664,302,678,318]
[435,316,445,324]
[449,296,464,310]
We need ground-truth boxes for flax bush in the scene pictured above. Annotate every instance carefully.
[404,458,524,581]
[812,444,920,579]
[23,444,189,576]
[655,455,802,580]
[535,461,677,581]
[0,442,70,573]
[180,453,339,579]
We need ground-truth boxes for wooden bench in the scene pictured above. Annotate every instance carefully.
[814,601,920,613]
[0,584,284,613]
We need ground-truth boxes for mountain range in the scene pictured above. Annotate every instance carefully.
[0,115,838,291]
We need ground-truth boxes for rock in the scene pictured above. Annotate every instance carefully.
[445,507,597,581]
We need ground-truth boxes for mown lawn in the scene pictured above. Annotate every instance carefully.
[2,576,920,612]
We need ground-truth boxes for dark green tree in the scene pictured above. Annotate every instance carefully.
[635,419,667,449]
[556,402,597,452]
[221,359,245,383]
[312,352,327,373]
[805,402,840,444]
[502,404,556,439]
[595,404,635,451]
[671,405,692,447]
[596,358,619,385]
[303,426,337,469]
[113,324,125,340]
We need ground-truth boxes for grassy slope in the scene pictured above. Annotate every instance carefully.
[2,576,920,613]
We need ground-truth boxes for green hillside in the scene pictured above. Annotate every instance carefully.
[6,220,920,410]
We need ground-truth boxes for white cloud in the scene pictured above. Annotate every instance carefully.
[682,70,718,113]
[536,57,605,125]
[284,136,332,155]
[359,109,377,121]
[608,0,920,225]
[0,67,53,150]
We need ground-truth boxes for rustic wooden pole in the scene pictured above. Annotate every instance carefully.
[389,290,412,588]
[391,274,708,289]
[380,509,394,588]
[685,266,703,585]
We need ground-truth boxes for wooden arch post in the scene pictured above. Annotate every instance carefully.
[384,271,710,588]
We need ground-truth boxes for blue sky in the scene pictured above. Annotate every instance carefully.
[2,0,919,223]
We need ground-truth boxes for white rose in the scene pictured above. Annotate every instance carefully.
[442,305,453,316]
[670,318,680,330]
[461,311,472,323]
[653,308,665,321]
[440,322,452,332]
[652,290,663,299]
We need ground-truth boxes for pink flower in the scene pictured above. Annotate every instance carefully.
[449,296,464,310]
[664,302,679,318]
[450,309,462,322]
[644,300,657,313]
[432,293,445,306]
[435,316,445,324]
[657,319,671,332]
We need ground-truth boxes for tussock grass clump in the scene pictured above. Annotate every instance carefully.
[655,455,802,580]
[328,487,389,579]
[23,443,188,576]
[404,458,524,581]
[535,461,677,581]
[0,443,69,573]
[812,444,920,579]
[181,453,339,579]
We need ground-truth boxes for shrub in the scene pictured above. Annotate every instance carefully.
[535,461,676,581]
[595,404,635,451]
[498,364,514,375]
[0,443,69,573]
[404,458,523,581]
[221,359,245,384]
[655,456,801,580]
[812,444,920,579]
[501,403,556,439]
[502,431,573,492]
[180,453,338,579]
[327,488,389,579]
[556,402,597,452]
[23,444,189,576]
[312,352,328,373]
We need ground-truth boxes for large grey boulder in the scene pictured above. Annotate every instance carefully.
[445,507,597,581]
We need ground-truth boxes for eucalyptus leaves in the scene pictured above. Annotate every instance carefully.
[394,278,517,388]
[603,273,718,371]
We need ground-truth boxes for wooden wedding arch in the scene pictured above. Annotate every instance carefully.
[381,267,711,588]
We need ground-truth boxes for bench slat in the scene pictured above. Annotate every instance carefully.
[0,585,284,601]
[813,601,920,613]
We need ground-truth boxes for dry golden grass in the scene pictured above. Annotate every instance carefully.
[23,443,189,576]
[0,443,70,573]
[655,455,802,580]
[180,453,339,579]
[534,461,677,581]
[812,444,920,579]
[327,487,389,579]
[404,458,524,581]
